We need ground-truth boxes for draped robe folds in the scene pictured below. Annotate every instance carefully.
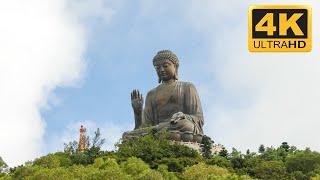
[141,81,204,134]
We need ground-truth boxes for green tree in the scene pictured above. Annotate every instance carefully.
[157,157,200,172]
[311,174,320,180]
[90,128,106,149]
[252,160,288,180]
[64,128,106,165]
[291,171,308,180]
[286,148,320,177]
[157,164,179,180]
[219,147,228,158]
[117,133,200,170]
[206,155,232,169]
[63,140,78,155]
[241,155,261,177]
[85,128,106,164]
[11,165,37,179]
[201,135,213,159]
[258,145,265,154]
[0,156,7,173]
[31,167,74,180]
[33,152,71,168]
[280,142,290,152]
[230,148,245,170]
[93,158,129,179]
[121,157,163,179]
[0,156,8,178]
[182,163,251,180]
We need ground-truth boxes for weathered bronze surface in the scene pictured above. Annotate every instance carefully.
[124,50,204,142]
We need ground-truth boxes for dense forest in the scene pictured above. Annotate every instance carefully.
[1,129,320,180]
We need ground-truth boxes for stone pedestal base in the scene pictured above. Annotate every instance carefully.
[171,141,223,155]
[123,128,204,143]
[174,141,202,153]
[168,131,203,143]
[122,129,222,155]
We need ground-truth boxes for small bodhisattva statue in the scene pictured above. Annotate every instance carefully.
[125,50,204,142]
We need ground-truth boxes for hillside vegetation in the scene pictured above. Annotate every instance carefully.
[1,130,320,180]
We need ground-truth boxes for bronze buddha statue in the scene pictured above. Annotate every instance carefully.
[125,50,204,142]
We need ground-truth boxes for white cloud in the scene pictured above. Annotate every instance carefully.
[185,0,320,152]
[0,0,86,166]
[66,0,118,23]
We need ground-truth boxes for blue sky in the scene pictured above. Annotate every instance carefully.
[1,0,320,166]
[42,1,218,153]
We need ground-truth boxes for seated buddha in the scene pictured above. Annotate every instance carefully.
[124,50,204,142]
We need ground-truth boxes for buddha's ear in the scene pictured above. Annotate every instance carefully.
[158,77,162,83]
[174,67,179,80]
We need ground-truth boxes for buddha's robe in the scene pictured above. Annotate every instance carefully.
[141,81,204,134]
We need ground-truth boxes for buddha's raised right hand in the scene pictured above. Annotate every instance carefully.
[131,89,144,114]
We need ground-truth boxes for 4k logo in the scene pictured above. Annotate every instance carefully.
[248,5,312,52]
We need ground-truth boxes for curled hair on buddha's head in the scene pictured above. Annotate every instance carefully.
[153,50,179,83]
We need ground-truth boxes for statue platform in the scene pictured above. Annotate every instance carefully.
[123,129,204,143]
[122,128,220,155]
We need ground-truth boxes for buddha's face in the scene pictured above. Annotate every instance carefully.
[154,60,176,82]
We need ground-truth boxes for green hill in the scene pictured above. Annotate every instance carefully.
[1,131,320,180]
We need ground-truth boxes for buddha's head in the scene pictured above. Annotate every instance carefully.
[153,50,179,83]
